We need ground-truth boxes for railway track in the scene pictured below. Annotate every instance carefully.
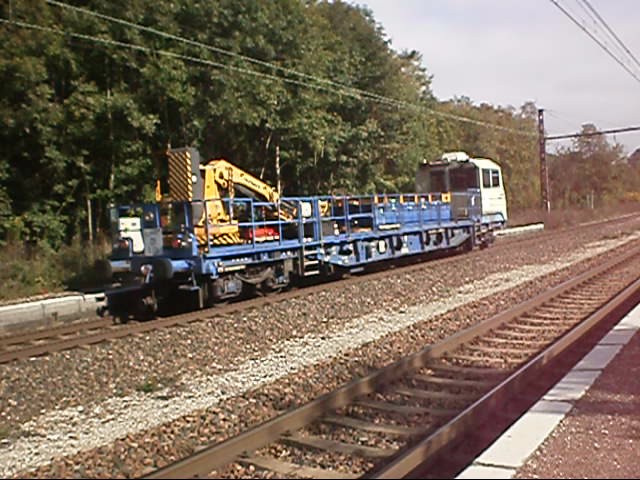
[1,212,639,365]
[145,241,640,479]
[0,317,112,353]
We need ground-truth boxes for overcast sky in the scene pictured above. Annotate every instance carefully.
[356,0,640,155]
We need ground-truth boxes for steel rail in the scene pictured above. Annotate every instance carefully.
[145,242,640,479]
[369,267,640,478]
[0,317,111,348]
[2,213,638,364]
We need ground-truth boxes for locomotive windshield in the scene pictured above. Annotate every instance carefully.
[450,167,479,191]
[416,161,479,193]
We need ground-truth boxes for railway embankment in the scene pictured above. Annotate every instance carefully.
[1,215,640,478]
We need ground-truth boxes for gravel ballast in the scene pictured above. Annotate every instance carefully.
[1,223,639,477]
[4,219,640,430]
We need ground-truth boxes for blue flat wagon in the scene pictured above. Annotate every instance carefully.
[99,149,507,320]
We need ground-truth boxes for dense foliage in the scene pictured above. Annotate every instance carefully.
[3,0,631,251]
[548,125,640,208]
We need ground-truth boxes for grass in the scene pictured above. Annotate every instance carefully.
[135,378,161,394]
[0,235,109,302]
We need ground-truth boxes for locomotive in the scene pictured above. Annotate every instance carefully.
[98,149,507,321]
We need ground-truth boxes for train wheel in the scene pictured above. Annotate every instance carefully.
[113,315,126,325]
[462,237,474,252]
[259,276,285,296]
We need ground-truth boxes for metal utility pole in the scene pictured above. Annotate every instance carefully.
[538,109,551,212]
[275,144,281,198]
[275,144,282,222]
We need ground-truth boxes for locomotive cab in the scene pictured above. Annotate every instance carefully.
[472,157,508,223]
[416,151,507,223]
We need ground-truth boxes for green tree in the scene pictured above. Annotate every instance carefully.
[549,124,627,208]
[1,0,540,249]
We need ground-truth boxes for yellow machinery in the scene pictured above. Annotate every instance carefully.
[158,147,294,246]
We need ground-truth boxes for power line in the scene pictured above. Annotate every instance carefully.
[549,0,640,84]
[42,0,445,119]
[545,110,579,129]
[0,17,404,111]
[564,0,640,81]
[571,0,630,66]
[573,0,599,28]
[2,15,445,124]
[39,1,535,137]
[546,125,640,141]
[546,108,621,130]
[0,18,358,97]
[579,0,640,71]
[44,0,370,100]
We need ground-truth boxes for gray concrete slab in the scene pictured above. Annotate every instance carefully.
[598,328,637,345]
[468,400,572,469]
[543,370,600,401]
[573,344,623,371]
[457,464,517,479]
[0,293,105,333]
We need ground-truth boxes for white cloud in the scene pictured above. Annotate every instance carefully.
[357,0,640,154]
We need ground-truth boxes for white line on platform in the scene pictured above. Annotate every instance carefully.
[456,297,640,479]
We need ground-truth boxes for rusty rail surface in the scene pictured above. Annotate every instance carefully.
[2,213,639,365]
[146,242,640,479]
[0,317,111,348]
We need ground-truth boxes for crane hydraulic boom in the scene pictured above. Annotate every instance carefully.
[158,147,294,246]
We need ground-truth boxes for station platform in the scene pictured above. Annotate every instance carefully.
[0,292,105,334]
[457,300,640,479]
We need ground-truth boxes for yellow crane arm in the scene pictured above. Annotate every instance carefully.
[159,148,294,246]
[204,159,294,221]
[204,159,280,203]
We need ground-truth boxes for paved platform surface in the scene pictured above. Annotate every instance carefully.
[0,293,105,333]
[457,301,640,479]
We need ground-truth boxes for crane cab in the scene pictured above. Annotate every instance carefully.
[416,151,508,224]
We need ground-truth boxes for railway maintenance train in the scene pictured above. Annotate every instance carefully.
[98,148,508,321]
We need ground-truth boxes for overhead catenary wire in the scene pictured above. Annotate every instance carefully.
[548,0,640,85]
[36,1,535,137]
[0,19,402,123]
[0,17,411,111]
[545,125,640,141]
[546,108,621,130]
[571,0,640,78]
[0,19,353,96]
[579,0,640,71]
[545,109,579,129]
[43,0,373,100]
[570,0,631,67]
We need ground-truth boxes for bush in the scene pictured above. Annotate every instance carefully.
[0,234,109,301]
[508,202,640,230]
